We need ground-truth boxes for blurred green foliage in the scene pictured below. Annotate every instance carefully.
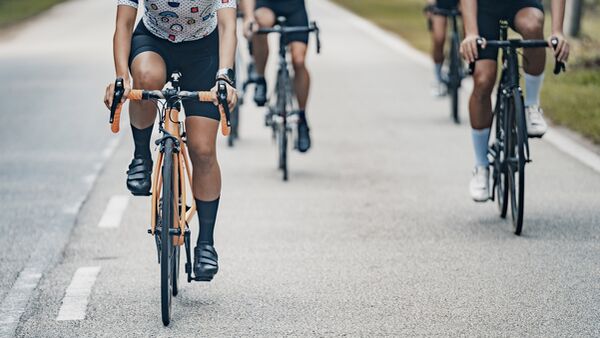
[0,0,67,27]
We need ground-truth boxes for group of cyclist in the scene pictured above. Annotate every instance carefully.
[103,0,570,281]
[426,0,569,201]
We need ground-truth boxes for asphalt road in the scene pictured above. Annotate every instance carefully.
[1,0,600,336]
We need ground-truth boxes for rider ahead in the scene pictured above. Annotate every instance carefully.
[103,0,238,281]
[240,0,313,152]
[426,0,460,96]
[460,0,570,202]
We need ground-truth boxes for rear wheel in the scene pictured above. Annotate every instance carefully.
[278,122,288,181]
[508,90,526,235]
[228,105,239,147]
[160,138,175,326]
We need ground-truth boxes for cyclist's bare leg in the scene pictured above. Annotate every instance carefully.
[513,8,546,76]
[125,52,167,195]
[469,60,496,129]
[290,42,310,110]
[185,117,221,201]
[431,15,447,66]
[130,52,167,128]
[253,7,276,77]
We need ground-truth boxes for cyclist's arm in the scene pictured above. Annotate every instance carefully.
[114,6,137,89]
[459,0,480,63]
[217,7,237,71]
[549,0,569,62]
[239,0,256,38]
[105,5,137,108]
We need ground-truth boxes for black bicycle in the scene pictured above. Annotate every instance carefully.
[476,22,565,235]
[256,18,320,181]
[427,5,465,124]
[109,72,232,325]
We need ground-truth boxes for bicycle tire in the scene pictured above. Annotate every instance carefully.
[495,92,509,218]
[228,105,239,147]
[278,124,288,181]
[160,138,175,326]
[508,89,526,235]
[449,34,460,124]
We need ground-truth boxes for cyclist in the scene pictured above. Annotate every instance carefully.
[103,0,238,281]
[240,0,313,152]
[460,0,569,201]
[426,0,460,97]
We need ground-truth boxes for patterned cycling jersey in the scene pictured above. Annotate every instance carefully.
[117,0,236,43]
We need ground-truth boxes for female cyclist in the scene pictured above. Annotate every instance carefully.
[103,0,238,281]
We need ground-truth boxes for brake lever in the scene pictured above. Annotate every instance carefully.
[550,37,566,75]
[109,77,124,124]
[217,81,231,127]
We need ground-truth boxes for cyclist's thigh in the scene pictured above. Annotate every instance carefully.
[476,4,501,61]
[185,116,219,155]
[510,2,544,36]
[130,23,169,87]
[431,15,448,42]
[178,32,220,121]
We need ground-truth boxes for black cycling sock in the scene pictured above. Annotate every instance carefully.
[297,110,306,122]
[131,124,153,159]
[196,197,220,246]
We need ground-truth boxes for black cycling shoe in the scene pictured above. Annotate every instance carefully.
[194,244,218,281]
[254,77,267,107]
[297,118,311,153]
[126,157,153,196]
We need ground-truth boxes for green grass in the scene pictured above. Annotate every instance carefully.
[333,0,600,143]
[0,0,68,27]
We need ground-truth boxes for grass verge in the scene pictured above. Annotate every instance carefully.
[0,0,68,28]
[332,0,600,144]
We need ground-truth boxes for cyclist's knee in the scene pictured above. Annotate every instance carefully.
[472,70,496,98]
[515,9,544,38]
[133,70,164,90]
[291,44,308,71]
[189,144,216,173]
[255,8,276,27]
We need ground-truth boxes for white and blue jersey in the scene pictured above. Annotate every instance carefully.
[117,0,237,43]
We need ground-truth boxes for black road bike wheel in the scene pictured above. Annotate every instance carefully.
[494,92,509,218]
[278,123,288,181]
[160,138,175,326]
[449,33,460,124]
[508,89,526,235]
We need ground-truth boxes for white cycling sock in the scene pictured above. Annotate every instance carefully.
[434,63,443,82]
[524,72,544,107]
[472,128,490,167]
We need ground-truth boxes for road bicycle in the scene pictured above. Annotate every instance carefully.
[256,18,320,181]
[426,4,466,124]
[475,22,565,235]
[108,72,232,325]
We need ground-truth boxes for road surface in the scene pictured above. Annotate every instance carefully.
[0,0,599,336]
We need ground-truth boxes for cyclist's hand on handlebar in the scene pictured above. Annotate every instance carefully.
[104,77,131,109]
[549,33,570,63]
[461,34,484,64]
[211,81,238,111]
[243,17,257,39]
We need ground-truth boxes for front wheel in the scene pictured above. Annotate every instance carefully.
[448,33,461,124]
[160,138,175,326]
[508,90,526,235]
[277,122,288,181]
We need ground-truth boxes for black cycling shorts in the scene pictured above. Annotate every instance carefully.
[436,0,458,10]
[129,22,220,121]
[477,0,544,61]
[256,0,309,44]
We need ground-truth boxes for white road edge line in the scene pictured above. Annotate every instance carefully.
[98,195,130,228]
[56,266,101,321]
[0,268,43,337]
[320,0,600,175]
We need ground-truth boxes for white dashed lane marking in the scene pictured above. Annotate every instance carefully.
[56,266,101,321]
[98,195,130,228]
